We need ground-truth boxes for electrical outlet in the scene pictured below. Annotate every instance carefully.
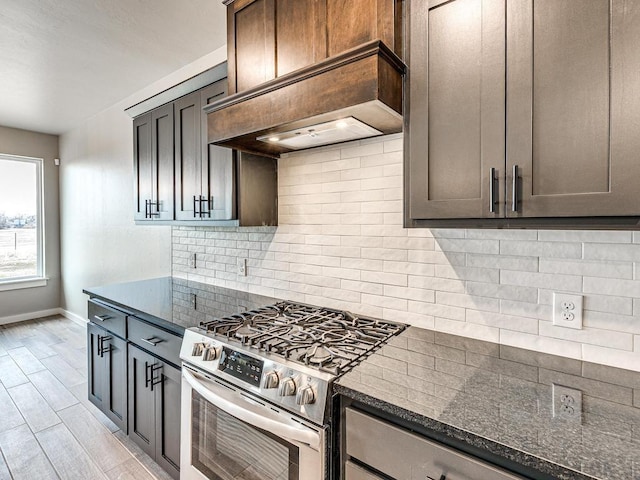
[189,253,196,269]
[190,293,197,310]
[552,384,582,423]
[552,292,583,329]
[238,258,247,276]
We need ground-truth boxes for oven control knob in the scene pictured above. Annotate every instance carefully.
[202,345,220,361]
[191,342,205,356]
[278,377,297,397]
[261,371,280,389]
[295,385,315,405]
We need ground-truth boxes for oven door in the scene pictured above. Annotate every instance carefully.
[181,365,325,480]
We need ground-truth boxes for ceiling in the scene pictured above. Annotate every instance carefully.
[0,0,227,135]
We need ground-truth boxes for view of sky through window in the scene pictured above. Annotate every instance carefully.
[0,157,39,279]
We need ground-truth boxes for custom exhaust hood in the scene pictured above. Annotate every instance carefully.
[204,0,406,158]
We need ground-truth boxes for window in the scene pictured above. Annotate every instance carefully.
[0,154,44,286]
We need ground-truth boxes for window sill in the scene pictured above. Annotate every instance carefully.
[0,277,48,292]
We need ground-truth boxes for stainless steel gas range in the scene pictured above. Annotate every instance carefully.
[179,301,405,480]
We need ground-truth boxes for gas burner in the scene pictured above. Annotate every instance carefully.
[234,321,254,342]
[306,345,333,365]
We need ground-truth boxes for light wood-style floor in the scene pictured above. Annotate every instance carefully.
[0,315,174,480]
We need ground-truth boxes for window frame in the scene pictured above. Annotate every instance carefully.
[0,153,46,289]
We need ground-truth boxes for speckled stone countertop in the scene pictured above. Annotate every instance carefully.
[83,276,275,334]
[335,327,640,480]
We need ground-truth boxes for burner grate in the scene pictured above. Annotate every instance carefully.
[199,301,405,375]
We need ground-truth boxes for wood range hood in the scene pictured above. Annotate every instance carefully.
[205,0,406,158]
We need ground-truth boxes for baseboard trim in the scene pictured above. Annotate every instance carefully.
[0,308,64,326]
[59,309,87,326]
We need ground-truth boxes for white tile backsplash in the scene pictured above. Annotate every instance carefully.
[173,134,640,372]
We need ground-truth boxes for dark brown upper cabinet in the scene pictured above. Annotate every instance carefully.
[211,0,405,157]
[132,74,277,227]
[407,0,505,221]
[226,0,401,94]
[175,81,235,221]
[326,0,402,57]
[134,104,174,222]
[407,0,640,228]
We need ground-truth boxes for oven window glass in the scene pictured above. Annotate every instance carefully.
[192,390,299,480]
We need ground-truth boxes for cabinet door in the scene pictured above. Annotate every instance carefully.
[228,0,276,93]
[152,104,175,221]
[104,335,127,432]
[201,82,235,221]
[276,0,326,76]
[507,0,640,218]
[408,0,505,220]
[128,345,157,459]
[87,324,106,410]
[133,113,153,221]
[174,92,202,220]
[154,362,181,479]
[327,0,399,57]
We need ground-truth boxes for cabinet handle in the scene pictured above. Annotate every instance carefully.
[145,199,161,218]
[98,335,112,357]
[141,337,163,347]
[145,199,150,218]
[489,167,497,213]
[144,361,151,388]
[101,338,112,357]
[202,196,213,218]
[145,362,163,391]
[511,164,519,212]
[194,195,213,218]
[93,314,110,322]
[150,364,164,391]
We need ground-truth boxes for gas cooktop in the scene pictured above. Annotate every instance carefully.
[199,301,405,376]
[180,301,406,424]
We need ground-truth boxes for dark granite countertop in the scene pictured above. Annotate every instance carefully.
[83,276,276,335]
[335,327,640,480]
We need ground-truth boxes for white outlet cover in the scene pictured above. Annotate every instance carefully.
[552,383,582,424]
[552,292,583,329]
[238,258,247,276]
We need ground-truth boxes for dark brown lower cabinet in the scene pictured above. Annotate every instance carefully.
[87,323,127,432]
[128,344,181,480]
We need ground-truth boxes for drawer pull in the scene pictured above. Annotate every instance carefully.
[93,314,110,322]
[141,337,164,347]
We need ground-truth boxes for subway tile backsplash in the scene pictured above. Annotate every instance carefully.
[172,134,640,372]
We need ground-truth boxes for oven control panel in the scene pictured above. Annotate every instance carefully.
[180,329,331,425]
[218,347,263,387]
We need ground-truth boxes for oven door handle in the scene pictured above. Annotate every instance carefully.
[182,368,321,450]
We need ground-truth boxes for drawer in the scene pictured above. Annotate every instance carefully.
[345,408,525,480]
[127,316,182,367]
[345,461,384,480]
[88,300,126,339]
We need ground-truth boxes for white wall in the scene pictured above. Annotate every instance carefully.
[0,126,60,319]
[173,134,640,373]
[59,47,227,320]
